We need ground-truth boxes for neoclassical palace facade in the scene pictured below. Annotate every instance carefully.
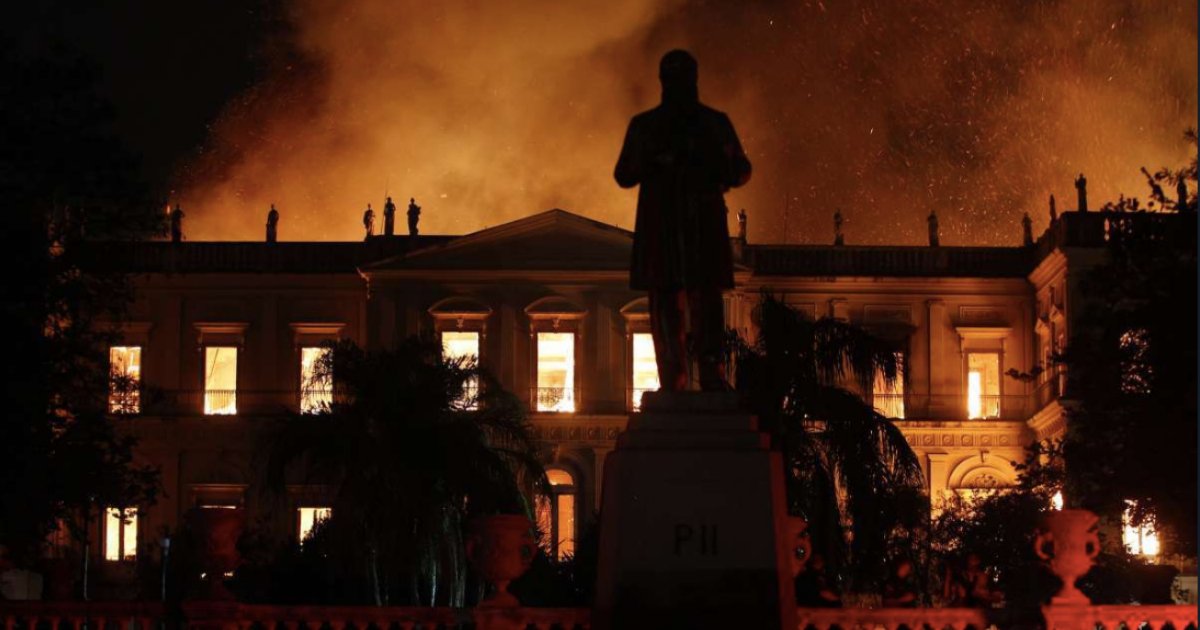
[85,208,1115,571]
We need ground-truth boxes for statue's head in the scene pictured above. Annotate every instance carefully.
[659,49,698,105]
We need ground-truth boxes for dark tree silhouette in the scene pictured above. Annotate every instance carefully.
[0,23,162,567]
[733,294,926,594]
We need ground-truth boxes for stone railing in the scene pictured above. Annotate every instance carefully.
[1042,604,1198,630]
[182,602,589,630]
[0,601,164,630]
[797,606,991,630]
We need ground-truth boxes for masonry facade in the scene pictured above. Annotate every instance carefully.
[84,208,1132,584]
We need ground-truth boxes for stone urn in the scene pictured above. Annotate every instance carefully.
[466,514,536,608]
[186,507,245,601]
[1035,509,1100,605]
[787,516,812,577]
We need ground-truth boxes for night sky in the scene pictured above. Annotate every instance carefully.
[10,1,1198,246]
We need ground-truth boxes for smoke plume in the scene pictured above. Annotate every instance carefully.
[177,0,1198,245]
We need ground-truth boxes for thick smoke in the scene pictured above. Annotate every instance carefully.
[177,0,1197,245]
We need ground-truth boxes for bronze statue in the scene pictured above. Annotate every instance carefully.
[266,204,279,243]
[833,209,844,246]
[1075,173,1088,213]
[408,198,421,236]
[927,210,940,247]
[615,49,751,391]
[1049,194,1057,222]
[1022,212,1033,246]
[737,208,747,240]
[362,204,375,240]
[383,197,396,236]
[170,204,184,243]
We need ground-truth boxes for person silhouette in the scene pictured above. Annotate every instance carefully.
[383,197,396,236]
[407,198,421,236]
[266,204,279,243]
[362,204,375,240]
[615,49,751,391]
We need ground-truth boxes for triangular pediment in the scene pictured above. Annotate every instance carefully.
[361,209,632,272]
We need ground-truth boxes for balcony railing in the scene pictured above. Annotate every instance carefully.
[202,389,238,415]
[534,386,577,413]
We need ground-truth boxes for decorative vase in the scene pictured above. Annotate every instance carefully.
[186,507,245,601]
[1035,508,1100,605]
[466,514,536,608]
[787,516,811,577]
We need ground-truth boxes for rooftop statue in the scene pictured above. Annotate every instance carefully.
[408,198,421,236]
[833,209,844,246]
[383,197,396,236]
[170,204,184,243]
[927,210,940,247]
[614,49,751,391]
[1022,212,1033,247]
[266,204,279,243]
[1049,194,1057,222]
[1075,173,1088,213]
[362,204,375,240]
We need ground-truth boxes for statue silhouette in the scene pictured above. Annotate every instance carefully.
[169,204,184,243]
[407,198,421,236]
[1022,212,1033,246]
[1075,173,1088,213]
[1049,194,1057,222]
[833,210,844,246]
[266,204,279,243]
[362,204,375,240]
[383,197,396,236]
[927,210,940,247]
[615,49,751,391]
[1177,178,1191,212]
[737,208,747,240]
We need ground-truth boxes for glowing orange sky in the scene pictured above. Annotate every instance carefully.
[176,0,1198,246]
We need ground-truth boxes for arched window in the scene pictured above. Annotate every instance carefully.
[535,469,576,560]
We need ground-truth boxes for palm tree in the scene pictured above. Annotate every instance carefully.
[733,294,926,594]
[263,335,544,606]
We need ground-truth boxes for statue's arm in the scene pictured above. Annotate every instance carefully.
[614,118,643,189]
[722,114,752,189]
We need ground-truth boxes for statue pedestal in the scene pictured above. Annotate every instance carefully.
[593,391,797,629]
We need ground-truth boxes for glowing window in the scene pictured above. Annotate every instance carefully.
[104,507,137,561]
[631,333,659,411]
[297,506,332,543]
[1051,491,1064,511]
[300,346,332,414]
[966,353,1000,419]
[872,352,905,419]
[204,346,238,415]
[1122,502,1160,557]
[442,331,480,409]
[535,469,576,560]
[108,346,142,414]
[536,333,575,412]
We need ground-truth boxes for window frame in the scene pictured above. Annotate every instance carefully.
[536,468,578,561]
[103,506,138,563]
[108,345,144,415]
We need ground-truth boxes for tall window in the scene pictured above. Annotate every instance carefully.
[108,346,142,414]
[966,353,1001,419]
[535,469,576,560]
[630,333,659,411]
[1122,502,1160,557]
[442,331,480,409]
[300,346,332,413]
[872,352,905,419]
[104,507,137,561]
[297,506,332,543]
[204,346,238,415]
[536,332,575,412]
